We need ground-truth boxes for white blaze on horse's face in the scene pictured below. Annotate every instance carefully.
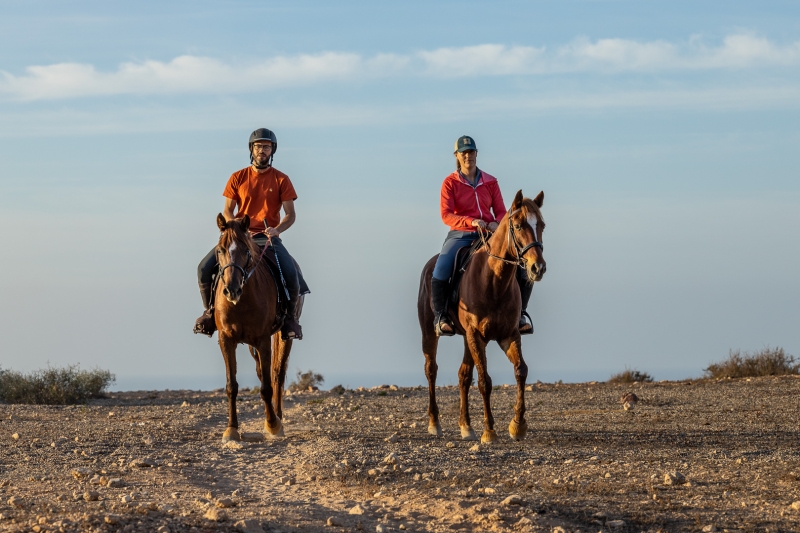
[527,214,538,241]
[525,212,546,281]
[228,241,238,263]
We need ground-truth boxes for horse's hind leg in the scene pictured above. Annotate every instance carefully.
[500,336,528,441]
[422,329,442,437]
[254,337,283,437]
[271,334,292,419]
[458,338,478,441]
[467,331,496,443]
[219,335,241,443]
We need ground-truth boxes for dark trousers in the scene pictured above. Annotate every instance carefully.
[432,230,480,281]
[197,236,300,298]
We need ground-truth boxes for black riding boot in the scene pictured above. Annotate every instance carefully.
[281,294,303,341]
[516,268,534,335]
[431,278,455,336]
[193,282,217,337]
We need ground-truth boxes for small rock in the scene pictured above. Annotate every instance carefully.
[7,496,24,508]
[791,501,800,511]
[385,433,399,444]
[409,422,418,428]
[224,440,246,450]
[501,494,522,506]
[83,491,100,502]
[11,433,19,440]
[349,504,365,515]
[156,526,170,533]
[107,412,115,417]
[552,527,566,533]
[469,444,480,452]
[216,497,235,508]
[384,453,399,465]
[663,471,686,485]
[277,475,291,484]
[326,516,344,526]
[104,514,121,525]
[205,507,227,521]
[181,401,190,407]
[107,478,124,488]
[620,392,639,411]
[121,495,132,503]
[484,487,496,495]
[445,442,455,448]
[516,517,533,527]
[608,520,625,528]
[143,435,154,445]
[702,526,716,533]
[71,467,94,479]
[376,525,387,533]
[129,458,157,468]
[235,519,265,533]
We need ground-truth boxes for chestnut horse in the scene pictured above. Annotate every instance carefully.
[417,190,546,443]
[213,214,299,442]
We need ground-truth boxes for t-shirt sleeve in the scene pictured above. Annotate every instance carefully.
[222,172,241,203]
[279,175,298,202]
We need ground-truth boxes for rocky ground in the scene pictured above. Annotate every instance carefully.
[1,376,799,533]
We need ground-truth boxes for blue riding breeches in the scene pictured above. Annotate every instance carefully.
[432,230,480,282]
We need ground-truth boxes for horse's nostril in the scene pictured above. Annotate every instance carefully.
[222,288,229,296]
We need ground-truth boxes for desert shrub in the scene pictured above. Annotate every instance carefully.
[330,384,345,395]
[704,347,799,379]
[609,368,654,383]
[288,370,324,392]
[0,365,115,405]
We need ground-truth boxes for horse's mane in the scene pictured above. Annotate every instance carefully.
[219,219,262,258]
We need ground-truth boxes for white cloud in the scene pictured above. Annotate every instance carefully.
[0,34,798,100]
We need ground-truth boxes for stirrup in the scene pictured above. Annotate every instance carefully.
[519,311,533,335]
[281,318,303,341]
[193,310,216,337]
[434,314,455,337]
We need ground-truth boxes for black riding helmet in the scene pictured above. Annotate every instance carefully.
[249,128,278,169]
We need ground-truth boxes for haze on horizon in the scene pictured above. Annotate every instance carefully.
[0,1,798,391]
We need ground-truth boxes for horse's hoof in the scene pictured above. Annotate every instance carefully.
[428,423,443,437]
[481,429,498,444]
[509,419,528,441]
[222,428,241,443]
[265,420,284,438]
[460,426,478,441]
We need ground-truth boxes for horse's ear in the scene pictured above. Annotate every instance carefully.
[533,191,544,208]
[242,215,250,231]
[512,190,524,210]
[216,213,227,231]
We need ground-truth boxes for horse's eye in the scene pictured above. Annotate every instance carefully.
[514,224,522,231]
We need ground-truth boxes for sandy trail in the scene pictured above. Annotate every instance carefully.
[1,377,799,532]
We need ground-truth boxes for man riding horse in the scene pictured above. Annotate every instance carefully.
[194,127,305,340]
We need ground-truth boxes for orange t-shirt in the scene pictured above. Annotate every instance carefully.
[222,166,298,234]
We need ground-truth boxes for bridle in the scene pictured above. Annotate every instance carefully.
[216,232,270,292]
[477,208,543,267]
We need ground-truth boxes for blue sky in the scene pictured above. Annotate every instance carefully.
[1,1,799,390]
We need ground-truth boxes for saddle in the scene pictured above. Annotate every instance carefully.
[447,237,486,305]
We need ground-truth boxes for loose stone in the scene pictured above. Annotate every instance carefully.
[216,497,235,508]
[83,491,100,502]
[501,495,522,506]
[326,516,344,526]
[663,471,686,485]
[7,496,24,508]
[235,519,265,533]
[349,504,365,515]
[385,433,399,444]
[104,514,121,525]
[205,507,227,521]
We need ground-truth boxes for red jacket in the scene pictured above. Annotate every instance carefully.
[440,170,507,231]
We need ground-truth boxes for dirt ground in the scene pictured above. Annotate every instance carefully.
[1,376,799,533]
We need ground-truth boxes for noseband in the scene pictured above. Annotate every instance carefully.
[479,208,543,267]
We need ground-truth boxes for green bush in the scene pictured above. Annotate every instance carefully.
[288,370,324,392]
[0,365,115,405]
[330,384,345,395]
[704,347,799,379]
[609,368,654,383]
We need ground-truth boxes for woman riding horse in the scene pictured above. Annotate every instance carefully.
[431,135,533,336]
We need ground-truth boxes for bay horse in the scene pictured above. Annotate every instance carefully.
[417,190,546,443]
[213,214,299,442]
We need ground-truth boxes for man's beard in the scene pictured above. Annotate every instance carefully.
[253,153,271,169]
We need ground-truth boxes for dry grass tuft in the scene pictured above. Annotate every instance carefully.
[288,370,325,392]
[0,365,115,405]
[609,368,654,383]
[704,347,799,379]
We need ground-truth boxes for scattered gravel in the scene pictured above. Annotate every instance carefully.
[0,378,798,531]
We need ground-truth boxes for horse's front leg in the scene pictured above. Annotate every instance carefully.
[255,337,283,437]
[271,334,292,419]
[219,335,241,443]
[422,329,442,437]
[458,337,478,441]
[467,330,496,443]
[499,336,528,441]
